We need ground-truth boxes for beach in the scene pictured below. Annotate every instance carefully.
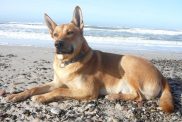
[0,45,182,121]
[1,0,182,121]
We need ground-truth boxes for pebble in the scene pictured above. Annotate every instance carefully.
[11,115,17,120]
[108,117,119,122]
[115,103,122,110]
[23,109,31,116]
[84,103,96,112]
[85,118,93,122]
[0,89,5,96]
[49,102,59,107]
[50,107,61,115]
[75,117,82,122]
[1,59,182,121]
[32,118,40,122]
[172,116,178,120]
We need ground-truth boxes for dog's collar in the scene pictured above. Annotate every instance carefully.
[60,51,85,68]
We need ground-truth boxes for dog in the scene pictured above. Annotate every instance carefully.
[6,6,174,113]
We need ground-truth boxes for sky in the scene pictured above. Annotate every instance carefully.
[0,0,182,29]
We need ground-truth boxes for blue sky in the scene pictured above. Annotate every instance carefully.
[0,0,182,29]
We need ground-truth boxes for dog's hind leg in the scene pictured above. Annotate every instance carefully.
[106,77,143,101]
[105,90,143,101]
[31,88,98,103]
[6,81,61,102]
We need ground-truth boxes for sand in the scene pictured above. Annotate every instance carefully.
[0,45,182,121]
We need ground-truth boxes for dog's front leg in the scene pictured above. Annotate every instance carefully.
[31,88,98,103]
[6,81,61,102]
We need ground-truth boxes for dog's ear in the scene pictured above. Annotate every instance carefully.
[72,6,84,30]
[44,13,57,35]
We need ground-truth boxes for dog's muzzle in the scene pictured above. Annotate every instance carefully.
[55,41,74,54]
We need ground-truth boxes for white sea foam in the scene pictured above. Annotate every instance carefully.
[0,30,182,48]
[7,22,43,25]
[84,27,182,36]
[85,36,182,48]
[0,23,182,52]
[0,23,46,29]
[117,28,182,36]
[0,30,50,40]
[1,23,182,36]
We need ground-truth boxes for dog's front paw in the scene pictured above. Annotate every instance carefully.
[31,95,47,103]
[6,94,25,102]
[105,94,120,101]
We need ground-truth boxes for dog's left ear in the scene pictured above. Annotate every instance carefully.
[44,13,57,36]
[72,6,84,31]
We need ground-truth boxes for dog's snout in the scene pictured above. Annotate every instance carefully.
[55,41,64,48]
[55,40,73,54]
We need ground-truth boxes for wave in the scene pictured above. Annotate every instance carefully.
[0,22,182,52]
[115,28,182,36]
[1,22,182,36]
[5,22,44,25]
[0,29,182,48]
[0,23,46,29]
[84,27,182,36]
[0,30,50,40]
[86,36,182,48]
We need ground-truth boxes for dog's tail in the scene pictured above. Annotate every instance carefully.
[159,76,174,113]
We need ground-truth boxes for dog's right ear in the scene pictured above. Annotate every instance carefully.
[44,13,57,35]
[71,6,84,31]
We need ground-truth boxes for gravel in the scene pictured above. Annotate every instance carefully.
[0,51,182,121]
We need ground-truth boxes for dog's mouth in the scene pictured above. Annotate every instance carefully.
[56,46,74,54]
[55,41,75,54]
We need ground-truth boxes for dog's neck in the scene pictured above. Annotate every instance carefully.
[57,39,91,68]
[59,51,86,67]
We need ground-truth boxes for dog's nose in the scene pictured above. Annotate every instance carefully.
[55,41,64,48]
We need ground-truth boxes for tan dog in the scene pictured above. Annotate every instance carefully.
[6,6,174,113]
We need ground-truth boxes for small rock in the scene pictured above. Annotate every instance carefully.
[137,101,143,108]
[75,117,82,122]
[108,117,119,122]
[32,118,40,122]
[0,89,5,96]
[85,118,93,122]
[49,102,58,107]
[50,107,61,115]
[84,103,96,111]
[126,109,134,118]
[115,103,122,110]
[88,106,95,112]
[11,115,17,120]
[23,109,31,116]
[172,116,178,121]
[0,112,3,117]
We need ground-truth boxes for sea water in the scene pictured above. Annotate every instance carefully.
[0,22,182,53]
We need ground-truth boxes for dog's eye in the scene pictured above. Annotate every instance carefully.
[53,33,58,37]
[67,31,74,35]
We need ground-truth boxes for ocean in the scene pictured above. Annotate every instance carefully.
[0,22,182,53]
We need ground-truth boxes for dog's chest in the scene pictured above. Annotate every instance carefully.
[56,68,84,89]
[66,76,84,89]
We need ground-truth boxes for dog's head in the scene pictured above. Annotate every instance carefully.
[45,6,88,61]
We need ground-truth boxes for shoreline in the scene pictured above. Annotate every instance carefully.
[1,45,182,60]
